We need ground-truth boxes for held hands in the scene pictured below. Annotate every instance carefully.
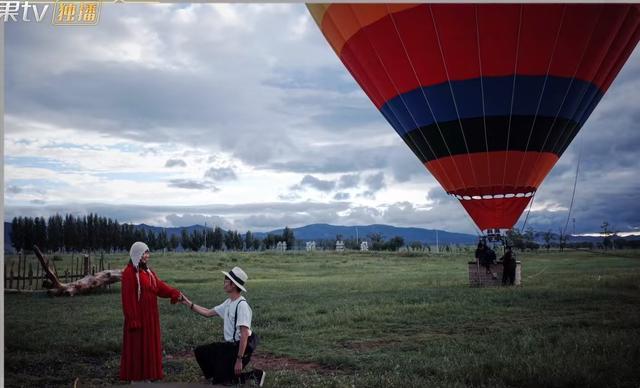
[180,293,192,307]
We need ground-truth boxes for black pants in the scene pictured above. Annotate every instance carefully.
[481,259,492,274]
[194,342,253,384]
[502,266,515,285]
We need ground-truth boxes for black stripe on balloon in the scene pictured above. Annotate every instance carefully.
[401,116,582,162]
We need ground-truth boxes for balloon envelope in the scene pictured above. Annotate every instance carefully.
[308,4,640,230]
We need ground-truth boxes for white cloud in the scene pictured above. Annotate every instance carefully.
[4,4,640,235]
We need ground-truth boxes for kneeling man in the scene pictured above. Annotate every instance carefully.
[182,266,265,386]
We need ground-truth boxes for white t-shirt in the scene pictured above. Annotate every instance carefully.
[212,296,252,342]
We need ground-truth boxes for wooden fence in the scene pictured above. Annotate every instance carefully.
[4,253,113,291]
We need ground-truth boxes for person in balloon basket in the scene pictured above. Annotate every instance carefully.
[181,266,265,386]
[500,245,517,286]
[475,241,497,279]
[120,241,184,382]
[474,241,486,264]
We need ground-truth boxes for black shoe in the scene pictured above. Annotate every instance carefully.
[253,369,266,387]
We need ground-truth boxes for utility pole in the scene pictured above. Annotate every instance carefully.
[204,222,207,252]
[435,229,439,253]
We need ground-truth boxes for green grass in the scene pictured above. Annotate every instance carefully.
[4,250,640,387]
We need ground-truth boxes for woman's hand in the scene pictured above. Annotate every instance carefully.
[234,358,243,375]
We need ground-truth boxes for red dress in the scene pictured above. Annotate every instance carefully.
[120,262,180,381]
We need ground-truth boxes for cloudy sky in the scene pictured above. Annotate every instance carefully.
[3,4,640,235]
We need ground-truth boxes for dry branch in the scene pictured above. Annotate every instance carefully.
[33,245,122,296]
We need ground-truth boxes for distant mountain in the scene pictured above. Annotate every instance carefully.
[125,223,478,245]
[264,223,477,245]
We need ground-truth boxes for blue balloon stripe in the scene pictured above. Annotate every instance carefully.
[380,75,603,136]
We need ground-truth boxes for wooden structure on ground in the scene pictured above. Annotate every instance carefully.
[4,246,122,296]
[468,260,522,287]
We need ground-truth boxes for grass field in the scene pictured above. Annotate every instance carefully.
[4,249,640,387]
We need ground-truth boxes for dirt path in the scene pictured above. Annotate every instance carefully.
[166,350,338,375]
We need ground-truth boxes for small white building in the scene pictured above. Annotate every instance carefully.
[336,240,345,252]
[306,241,316,251]
[360,241,369,251]
[276,241,287,252]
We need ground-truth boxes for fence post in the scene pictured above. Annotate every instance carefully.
[9,262,14,289]
[37,263,42,289]
[107,262,111,291]
[9,262,14,288]
[17,253,22,290]
[28,262,34,290]
[83,255,90,276]
[23,255,28,290]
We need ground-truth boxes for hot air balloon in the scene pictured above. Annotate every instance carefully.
[308,4,640,233]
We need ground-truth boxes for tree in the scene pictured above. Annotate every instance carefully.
[557,228,567,252]
[157,229,168,251]
[181,229,191,251]
[10,217,23,252]
[387,236,405,251]
[233,231,243,250]
[224,230,235,251]
[368,233,385,251]
[601,221,612,250]
[189,229,205,251]
[212,227,224,251]
[542,230,554,251]
[244,231,254,251]
[169,234,180,251]
[205,228,214,250]
[344,238,360,250]
[263,234,280,250]
[409,241,423,251]
[33,217,48,252]
[47,214,64,252]
[506,229,525,252]
[282,227,295,250]
[22,217,35,253]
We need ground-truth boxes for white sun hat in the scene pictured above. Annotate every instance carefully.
[221,266,248,292]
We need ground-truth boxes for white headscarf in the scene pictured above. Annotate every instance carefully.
[129,242,149,301]
[129,241,149,267]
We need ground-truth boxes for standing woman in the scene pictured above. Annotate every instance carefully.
[120,241,182,382]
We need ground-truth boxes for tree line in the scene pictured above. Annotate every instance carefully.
[9,214,297,253]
